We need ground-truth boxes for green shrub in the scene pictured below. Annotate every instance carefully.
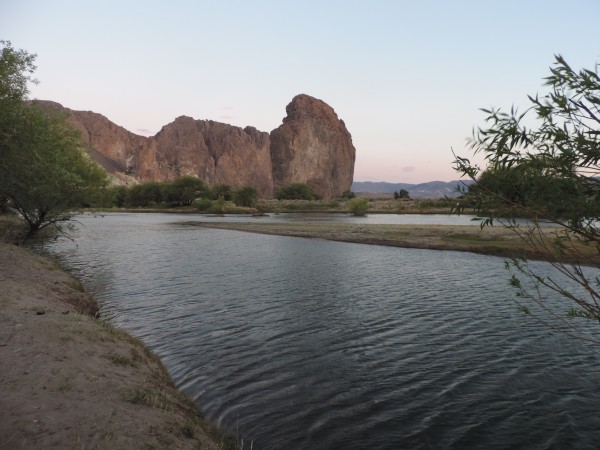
[275,183,318,200]
[348,197,369,216]
[125,182,163,207]
[234,186,258,207]
[340,190,356,199]
[209,184,233,201]
[194,197,213,212]
[212,196,226,214]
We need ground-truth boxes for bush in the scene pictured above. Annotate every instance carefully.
[340,190,356,199]
[194,197,213,212]
[125,182,163,207]
[275,183,318,200]
[209,184,233,201]
[348,197,368,216]
[234,186,258,207]
[212,196,226,214]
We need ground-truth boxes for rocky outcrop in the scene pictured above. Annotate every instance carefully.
[152,117,273,197]
[35,101,274,197]
[34,101,147,183]
[270,94,356,199]
[34,94,356,199]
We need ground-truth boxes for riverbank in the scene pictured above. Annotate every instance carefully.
[0,242,226,449]
[187,221,600,264]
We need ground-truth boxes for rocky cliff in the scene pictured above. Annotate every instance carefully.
[35,94,355,199]
[270,94,356,199]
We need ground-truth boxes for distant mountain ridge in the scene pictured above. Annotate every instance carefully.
[351,180,473,199]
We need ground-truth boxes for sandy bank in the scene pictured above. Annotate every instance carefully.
[0,242,224,449]
[187,221,599,264]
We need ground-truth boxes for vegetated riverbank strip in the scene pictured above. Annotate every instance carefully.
[0,242,229,449]
[188,221,600,264]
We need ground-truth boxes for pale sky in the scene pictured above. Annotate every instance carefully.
[2,0,599,183]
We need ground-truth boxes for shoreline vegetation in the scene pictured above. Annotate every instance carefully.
[0,240,229,449]
[185,221,600,266]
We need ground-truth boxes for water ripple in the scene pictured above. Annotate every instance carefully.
[43,213,600,450]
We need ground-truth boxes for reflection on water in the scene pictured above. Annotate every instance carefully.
[44,213,600,449]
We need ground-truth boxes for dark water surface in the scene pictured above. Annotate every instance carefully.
[43,213,600,449]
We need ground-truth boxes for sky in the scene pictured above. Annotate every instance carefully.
[2,1,599,183]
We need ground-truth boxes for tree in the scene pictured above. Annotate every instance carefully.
[0,40,36,107]
[234,186,258,207]
[161,176,205,206]
[275,183,318,200]
[394,189,410,199]
[454,55,600,342]
[0,41,107,236]
[209,184,233,201]
[1,103,107,235]
[125,181,163,207]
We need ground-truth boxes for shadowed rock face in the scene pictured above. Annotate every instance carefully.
[270,94,356,199]
[34,94,355,199]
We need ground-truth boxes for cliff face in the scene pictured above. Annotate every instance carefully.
[152,117,273,197]
[35,94,355,199]
[270,94,356,199]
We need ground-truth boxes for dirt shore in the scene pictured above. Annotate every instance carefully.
[0,242,225,449]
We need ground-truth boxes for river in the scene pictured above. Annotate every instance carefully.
[43,213,600,449]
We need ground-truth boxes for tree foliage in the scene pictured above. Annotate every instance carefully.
[234,186,258,207]
[394,189,410,200]
[209,184,233,201]
[275,183,319,200]
[0,41,107,236]
[454,55,600,342]
[161,176,206,206]
[339,190,356,199]
[0,40,36,106]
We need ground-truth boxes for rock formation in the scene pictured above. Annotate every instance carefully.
[270,94,356,199]
[35,94,356,199]
[151,117,273,197]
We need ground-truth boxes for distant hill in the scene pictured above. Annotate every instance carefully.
[351,180,473,199]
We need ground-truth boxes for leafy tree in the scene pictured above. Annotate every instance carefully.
[125,181,163,207]
[234,186,258,207]
[209,184,233,201]
[112,185,127,207]
[0,40,36,107]
[1,103,107,235]
[348,197,368,216]
[454,55,600,342]
[0,42,107,236]
[394,189,410,199]
[340,190,356,199]
[161,176,205,206]
[275,183,318,200]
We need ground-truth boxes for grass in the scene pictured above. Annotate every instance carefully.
[57,377,74,392]
[106,351,135,367]
[0,214,28,243]
[126,387,171,410]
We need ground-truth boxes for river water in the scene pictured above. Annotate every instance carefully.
[43,213,600,449]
